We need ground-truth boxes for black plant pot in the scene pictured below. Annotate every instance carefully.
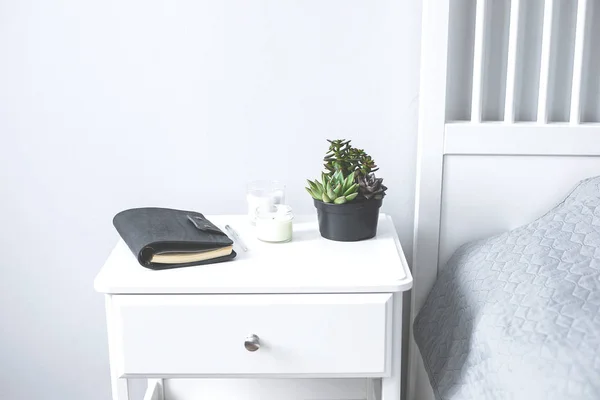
[314,197,383,242]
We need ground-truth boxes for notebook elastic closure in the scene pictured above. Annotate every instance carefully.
[186,215,227,235]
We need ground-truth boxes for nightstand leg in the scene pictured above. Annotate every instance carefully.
[382,293,403,400]
[105,295,130,400]
[109,374,129,400]
[382,375,400,400]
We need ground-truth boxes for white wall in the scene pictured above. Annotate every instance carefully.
[0,1,421,399]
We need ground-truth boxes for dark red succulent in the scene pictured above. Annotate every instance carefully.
[358,173,387,200]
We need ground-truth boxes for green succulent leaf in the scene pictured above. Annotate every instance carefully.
[315,180,324,194]
[322,192,332,203]
[345,192,358,202]
[312,189,321,199]
[333,184,342,196]
[307,179,319,193]
[343,183,358,196]
[334,196,347,204]
[343,172,355,191]
[306,187,320,200]
[327,185,336,200]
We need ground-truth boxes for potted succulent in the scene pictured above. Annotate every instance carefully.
[305,139,387,241]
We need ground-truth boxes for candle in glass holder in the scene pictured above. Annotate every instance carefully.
[255,205,293,243]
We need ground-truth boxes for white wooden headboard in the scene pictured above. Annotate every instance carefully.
[408,1,600,399]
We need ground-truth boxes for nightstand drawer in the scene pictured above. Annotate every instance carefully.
[111,293,393,377]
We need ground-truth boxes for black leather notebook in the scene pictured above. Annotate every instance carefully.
[113,207,237,270]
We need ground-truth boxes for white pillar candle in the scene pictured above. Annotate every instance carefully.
[255,205,293,243]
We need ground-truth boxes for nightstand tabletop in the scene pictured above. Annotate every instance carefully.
[94,213,412,294]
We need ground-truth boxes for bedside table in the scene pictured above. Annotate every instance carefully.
[94,214,412,400]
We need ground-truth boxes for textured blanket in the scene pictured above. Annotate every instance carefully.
[414,176,600,400]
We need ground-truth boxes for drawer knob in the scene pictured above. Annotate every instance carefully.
[244,334,260,352]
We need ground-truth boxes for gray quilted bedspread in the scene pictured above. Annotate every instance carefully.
[414,177,600,400]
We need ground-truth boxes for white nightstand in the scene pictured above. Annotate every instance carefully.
[95,214,412,400]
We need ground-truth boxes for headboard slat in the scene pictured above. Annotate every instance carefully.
[537,0,556,124]
[504,0,521,123]
[470,0,488,123]
[570,0,590,124]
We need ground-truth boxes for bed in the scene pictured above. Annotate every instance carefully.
[409,1,600,399]
[414,176,600,399]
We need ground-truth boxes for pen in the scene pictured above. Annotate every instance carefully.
[225,225,248,252]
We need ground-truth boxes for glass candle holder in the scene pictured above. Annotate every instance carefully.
[255,205,293,243]
[246,180,285,224]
